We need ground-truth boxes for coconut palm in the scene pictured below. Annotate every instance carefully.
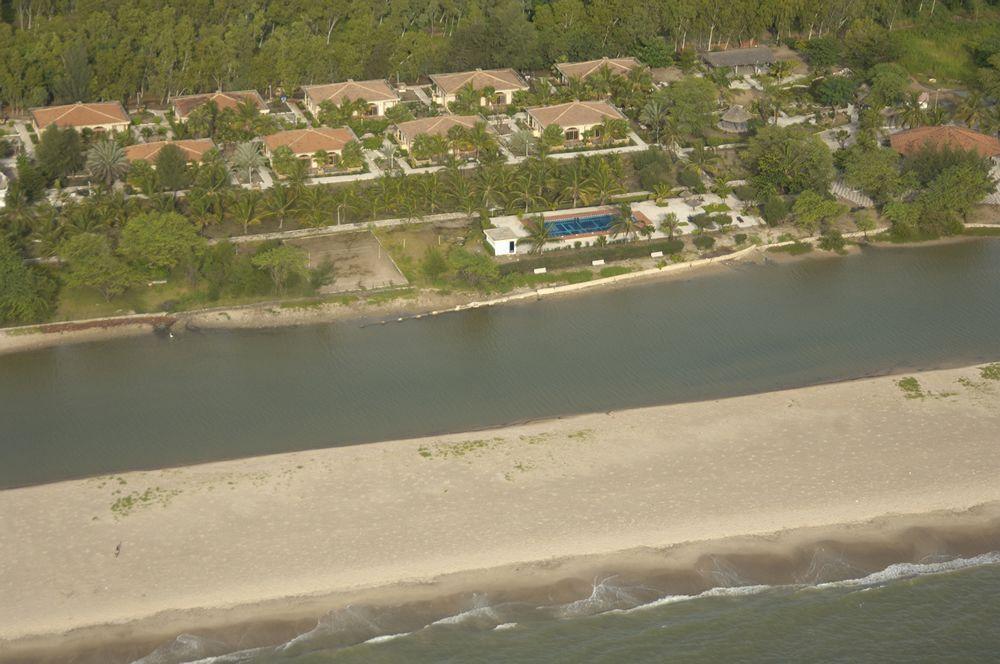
[769,60,793,82]
[86,140,129,188]
[230,141,265,185]
[898,93,927,129]
[509,172,546,214]
[467,121,494,160]
[475,165,510,210]
[522,214,550,253]
[610,205,642,241]
[230,190,263,234]
[583,161,625,205]
[264,183,299,230]
[659,211,681,239]
[558,162,591,208]
[687,141,719,177]
[956,91,985,129]
[640,97,669,144]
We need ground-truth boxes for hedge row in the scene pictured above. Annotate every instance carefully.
[499,238,685,275]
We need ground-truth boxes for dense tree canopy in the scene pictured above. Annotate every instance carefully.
[0,0,988,112]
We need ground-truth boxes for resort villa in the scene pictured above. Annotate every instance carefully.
[889,125,1000,162]
[168,91,268,122]
[554,57,640,83]
[701,46,775,76]
[718,105,752,133]
[123,139,216,164]
[392,115,484,151]
[30,102,130,133]
[262,126,358,170]
[526,100,627,142]
[301,79,399,117]
[429,68,528,107]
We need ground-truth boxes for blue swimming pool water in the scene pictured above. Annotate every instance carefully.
[546,213,615,237]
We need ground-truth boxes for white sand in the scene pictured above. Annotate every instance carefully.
[1,364,999,652]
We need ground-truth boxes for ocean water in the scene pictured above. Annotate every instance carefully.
[4,241,1000,488]
[129,554,1000,663]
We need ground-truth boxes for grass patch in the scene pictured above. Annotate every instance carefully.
[278,299,326,310]
[364,288,416,305]
[896,376,925,399]
[598,265,632,278]
[767,241,813,255]
[980,363,1000,381]
[417,437,505,460]
[110,486,181,518]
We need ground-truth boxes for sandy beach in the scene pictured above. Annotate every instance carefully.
[2,363,999,660]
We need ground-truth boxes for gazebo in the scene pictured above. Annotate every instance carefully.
[718,105,751,133]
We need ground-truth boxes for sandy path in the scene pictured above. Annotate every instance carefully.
[1,364,999,652]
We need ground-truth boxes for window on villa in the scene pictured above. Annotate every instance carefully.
[494,93,505,105]
[367,104,378,116]
[564,128,579,141]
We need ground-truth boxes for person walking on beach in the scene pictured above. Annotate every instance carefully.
[114,542,121,558]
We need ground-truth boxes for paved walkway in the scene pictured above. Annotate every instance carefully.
[13,122,34,156]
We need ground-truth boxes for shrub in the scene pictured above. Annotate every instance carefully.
[818,228,846,252]
[677,167,703,192]
[734,233,748,245]
[693,235,715,250]
[760,196,790,225]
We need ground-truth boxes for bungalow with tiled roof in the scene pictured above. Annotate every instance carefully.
[168,91,268,122]
[526,100,626,142]
[262,126,358,169]
[123,139,216,164]
[554,57,640,84]
[889,125,1000,160]
[301,79,399,117]
[393,115,484,151]
[429,68,528,107]
[30,102,131,133]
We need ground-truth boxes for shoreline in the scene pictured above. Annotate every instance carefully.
[2,363,1000,660]
[8,505,1000,663]
[2,233,997,358]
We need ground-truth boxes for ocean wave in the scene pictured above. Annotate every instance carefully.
[430,594,506,628]
[362,632,412,645]
[551,577,644,618]
[494,622,518,631]
[814,551,1000,590]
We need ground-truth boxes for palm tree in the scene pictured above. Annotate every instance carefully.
[509,172,545,214]
[610,205,642,241]
[558,162,591,208]
[475,165,510,210]
[230,190,263,234]
[832,129,851,150]
[86,140,129,188]
[467,121,493,160]
[522,214,550,253]
[899,93,927,129]
[956,91,985,129]
[769,60,793,82]
[591,65,617,97]
[687,142,718,177]
[659,212,681,239]
[444,170,478,216]
[264,183,299,230]
[583,161,624,205]
[640,97,669,144]
[230,141,265,185]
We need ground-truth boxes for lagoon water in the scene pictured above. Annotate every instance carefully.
[3,240,1000,489]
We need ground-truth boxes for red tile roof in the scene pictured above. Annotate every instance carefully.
[30,102,130,130]
[169,91,267,119]
[262,127,358,156]
[123,139,216,163]
[889,125,1000,158]
[302,79,398,107]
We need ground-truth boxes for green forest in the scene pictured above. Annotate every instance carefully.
[1,0,997,111]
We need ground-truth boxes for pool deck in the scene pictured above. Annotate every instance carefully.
[490,197,764,254]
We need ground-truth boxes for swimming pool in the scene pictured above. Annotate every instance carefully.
[546,212,616,238]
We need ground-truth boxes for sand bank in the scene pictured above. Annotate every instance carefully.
[2,363,999,660]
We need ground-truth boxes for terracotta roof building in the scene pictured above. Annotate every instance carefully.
[169,91,268,122]
[30,102,130,133]
[526,100,626,141]
[262,127,358,168]
[302,79,399,117]
[124,139,216,163]
[393,115,484,150]
[889,125,1000,159]
[429,68,528,107]
[701,47,775,75]
[554,57,640,83]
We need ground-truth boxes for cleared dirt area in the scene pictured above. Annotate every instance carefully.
[287,231,408,294]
